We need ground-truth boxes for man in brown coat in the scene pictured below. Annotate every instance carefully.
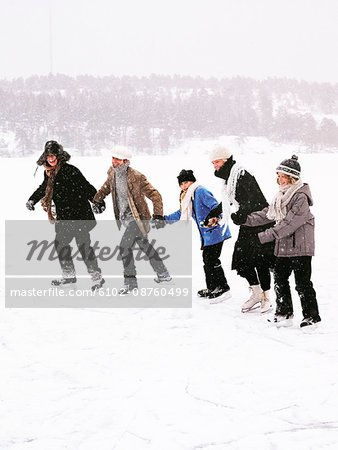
[93,146,171,294]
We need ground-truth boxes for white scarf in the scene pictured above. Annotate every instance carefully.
[179,181,200,220]
[267,178,303,224]
[221,163,246,226]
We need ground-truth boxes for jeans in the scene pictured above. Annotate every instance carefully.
[119,221,167,280]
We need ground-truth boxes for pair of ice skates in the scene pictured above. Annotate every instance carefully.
[267,314,321,329]
[242,285,321,329]
[241,285,272,314]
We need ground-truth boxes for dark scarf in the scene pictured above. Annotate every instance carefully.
[214,156,236,182]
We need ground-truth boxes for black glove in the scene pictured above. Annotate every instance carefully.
[152,214,166,229]
[26,200,35,211]
[92,201,106,214]
[231,212,247,226]
[203,203,222,226]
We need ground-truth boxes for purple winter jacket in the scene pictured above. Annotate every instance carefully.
[244,184,315,257]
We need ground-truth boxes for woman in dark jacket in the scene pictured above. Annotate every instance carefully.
[26,140,104,290]
[205,146,275,313]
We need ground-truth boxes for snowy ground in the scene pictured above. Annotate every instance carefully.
[1,145,338,449]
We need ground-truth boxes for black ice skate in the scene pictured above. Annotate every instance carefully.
[268,314,294,328]
[300,316,321,329]
[209,285,231,304]
[197,288,211,298]
[51,277,77,287]
[91,278,105,291]
[118,284,138,296]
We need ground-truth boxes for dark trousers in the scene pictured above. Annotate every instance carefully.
[202,241,228,291]
[119,221,167,281]
[54,222,100,280]
[274,256,320,320]
[241,262,272,291]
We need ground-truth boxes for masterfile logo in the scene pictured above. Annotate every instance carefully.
[5,220,192,308]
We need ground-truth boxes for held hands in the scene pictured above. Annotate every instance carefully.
[201,216,221,228]
[152,214,166,229]
[203,203,222,226]
[231,212,247,226]
[203,212,217,227]
[26,200,35,211]
[92,201,106,214]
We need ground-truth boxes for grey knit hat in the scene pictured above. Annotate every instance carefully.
[276,155,301,179]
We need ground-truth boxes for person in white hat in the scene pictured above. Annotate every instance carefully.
[110,146,133,161]
[93,146,171,295]
[205,145,275,314]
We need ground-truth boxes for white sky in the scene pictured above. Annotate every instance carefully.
[1,0,337,82]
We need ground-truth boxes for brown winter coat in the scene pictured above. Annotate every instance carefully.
[244,184,315,257]
[94,165,163,236]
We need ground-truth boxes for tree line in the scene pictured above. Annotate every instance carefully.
[0,74,337,156]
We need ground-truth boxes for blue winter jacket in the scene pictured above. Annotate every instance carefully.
[164,186,231,248]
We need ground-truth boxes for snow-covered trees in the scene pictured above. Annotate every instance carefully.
[0,74,337,156]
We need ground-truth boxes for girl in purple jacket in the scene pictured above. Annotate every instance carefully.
[245,155,321,329]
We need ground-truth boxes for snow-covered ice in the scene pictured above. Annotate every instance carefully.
[1,145,338,449]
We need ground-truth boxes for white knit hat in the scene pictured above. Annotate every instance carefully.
[112,146,132,160]
[209,145,232,162]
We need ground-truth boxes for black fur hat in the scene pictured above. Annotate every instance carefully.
[177,169,196,185]
[36,140,71,166]
[276,154,301,179]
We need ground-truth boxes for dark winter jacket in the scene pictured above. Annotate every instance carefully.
[244,184,315,257]
[214,156,269,223]
[212,157,275,273]
[29,163,97,221]
[165,186,231,248]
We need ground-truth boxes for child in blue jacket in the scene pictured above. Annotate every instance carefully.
[165,169,231,302]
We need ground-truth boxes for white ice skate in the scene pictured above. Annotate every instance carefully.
[260,290,272,314]
[241,285,262,312]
